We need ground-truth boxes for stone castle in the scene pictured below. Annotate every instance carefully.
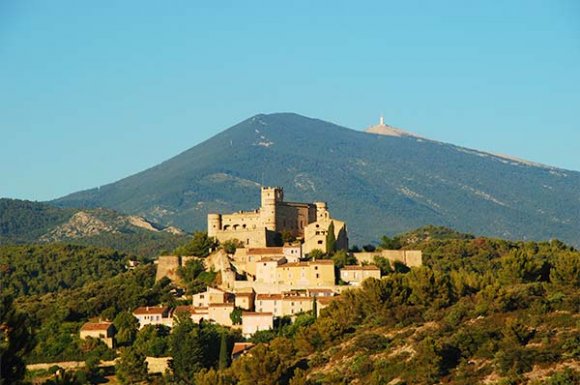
[208,186,348,255]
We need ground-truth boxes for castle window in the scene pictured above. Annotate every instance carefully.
[316,273,319,278]
[317,240,323,244]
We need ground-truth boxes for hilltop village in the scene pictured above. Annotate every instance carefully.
[81,187,421,345]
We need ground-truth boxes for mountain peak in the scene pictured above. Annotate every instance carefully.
[365,116,422,139]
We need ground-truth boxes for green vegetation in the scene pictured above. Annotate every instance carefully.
[173,231,218,257]
[18,264,173,363]
[0,295,34,384]
[176,258,218,294]
[0,198,189,258]
[0,198,75,243]
[115,346,148,384]
[0,244,126,297]
[6,226,579,384]
[193,230,580,385]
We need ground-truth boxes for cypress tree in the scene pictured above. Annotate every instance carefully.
[326,221,336,255]
[218,332,229,370]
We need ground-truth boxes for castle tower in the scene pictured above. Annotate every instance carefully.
[207,213,222,237]
[260,187,283,232]
[315,201,329,221]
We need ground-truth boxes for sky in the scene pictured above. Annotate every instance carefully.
[1,0,579,201]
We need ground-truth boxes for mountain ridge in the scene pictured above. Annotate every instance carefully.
[0,198,189,256]
[51,112,580,247]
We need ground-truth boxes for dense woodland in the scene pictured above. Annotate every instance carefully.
[0,198,190,258]
[1,226,579,385]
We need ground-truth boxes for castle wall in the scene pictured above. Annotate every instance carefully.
[353,250,423,267]
[302,219,348,255]
[214,227,267,248]
[208,186,347,251]
[275,202,316,238]
[155,256,181,282]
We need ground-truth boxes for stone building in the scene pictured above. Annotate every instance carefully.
[133,306,172,329]
[241,312,273,337]
[80,321,115,348]
[276,260,335,287]
[340,265,381,285]
[208,186,348,252]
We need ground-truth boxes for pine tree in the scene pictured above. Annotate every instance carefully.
[115,347,148,384]
[0,295,33,385]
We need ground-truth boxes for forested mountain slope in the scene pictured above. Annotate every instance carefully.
[53,113,580,247]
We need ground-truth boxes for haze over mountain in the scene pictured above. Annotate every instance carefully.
[52,113,580,247]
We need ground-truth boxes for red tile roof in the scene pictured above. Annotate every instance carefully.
[133,306,169,315]
[242,312,273,316]
[308,288,334,293]
[256,294,283,300]
[248,247,284,255]
[341,265,380,271]
[80,322,113,331]
[231,342,254,356]
[283,296,313,302]
[209,303,235,308]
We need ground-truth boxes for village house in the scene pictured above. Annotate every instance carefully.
[281,295,314,316]
[234,291,255,311]
[256,257,286,284]
[233,245,302,278]
[133,306,172,329]
[79,321,115,348]
[231,342,255,360]
[340,265,381,285]
[208,303,235,326]
[307,288,335,297]
[192,287,233,308]
[276,259,335,287]
[173,305,208,324]
[255,293,283,316]
[241,312,273,337]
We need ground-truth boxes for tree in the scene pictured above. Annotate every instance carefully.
[174,232,218,257]
[169,319,220,381]
[326,222,336,255]
[331,250,356,269]
[230,308,242,325]
[373,255,392,275]
[221,239,244,254]
[307,249,325,261]
[114,311,139,347]
[550,252,580,287]
[42,369,83,385]
[133,324,170,357]
[115,347,148,384]
[379,235,401,250]
[0,295,33,385]
[218,332,229,370]
[281,230,296,244]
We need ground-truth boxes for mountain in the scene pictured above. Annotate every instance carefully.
[52,113,580,247]
[0,198,189,256]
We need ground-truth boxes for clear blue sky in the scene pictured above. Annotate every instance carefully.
[1,0,579,201]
